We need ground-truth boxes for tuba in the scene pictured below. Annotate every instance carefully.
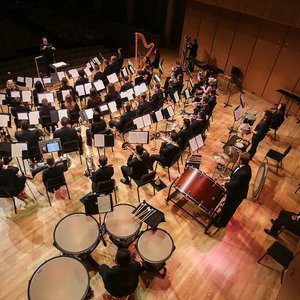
[135,32,155,69]
[84,155,96,178]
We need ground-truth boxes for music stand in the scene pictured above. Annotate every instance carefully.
[228,105,244,136]
[94,134,115,156]
[0,113,12,139]
[128,131,149,145]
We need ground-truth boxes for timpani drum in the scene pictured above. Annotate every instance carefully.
[136,228,175,266]
[174,167,225,213]
[104,204,141,241]
[28,256,90,300]
[53,213,100,256]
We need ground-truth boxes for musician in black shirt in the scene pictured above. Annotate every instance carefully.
[40,37,55,76]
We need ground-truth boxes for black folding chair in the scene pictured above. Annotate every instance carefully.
[155,152,181,182]
[95,179,117,204]
[62,140,82,164]
[44,175,70,206]
[265,145,292,174]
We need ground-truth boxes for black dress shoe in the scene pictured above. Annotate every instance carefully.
[271,219,275,225]
[264,229,277,237]
[120,179,130,185]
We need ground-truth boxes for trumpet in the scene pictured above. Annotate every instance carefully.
[121,142,137,155]
[84,155,96,178]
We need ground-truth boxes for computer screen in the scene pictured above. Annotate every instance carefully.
[46,141,60,153]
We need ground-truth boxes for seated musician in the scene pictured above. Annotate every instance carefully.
[93,64,105,82]
[117,48,124,69]
[120,76,134,92]
[150,83,164,110]
[270,103,286,130]
[99,248,142,298]
[120,145,150,185]
[203,77,217,95]
[15,120,43,161]
[110,55,121,76]
[208,89,217,113]
[0,158,27,200]
[165,74,183,103]
[136,93,152,116]
[173,61,183,78]
[86,88,102,109]
[75,69,89,86]
[199,96,211,116]
[149,132,181,167]
[150,48,160,69]
[42,156,67,192]
[59,77,76,101]
[103,59,113,78]
[191,72,206,96]
[105,83,121,109]
[39,98,57,133]
[6,79,19,106]
[190,111,207,136]
[11,97,31,127]
[61,94,80,126]
[142,64,152,86]
[134,69,145,86]
[53,117,83,155]
[176,118,193,149]
[33,80,46,107]
[86,112,111,146]
[109,103,136,133]
[91,155,114,192]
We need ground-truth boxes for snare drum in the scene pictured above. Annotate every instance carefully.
[136,228,175,265]
[54,213,100,256]
[28,256,89,300]
[104,204,141,240]
[174,167,225,213]
[245,109,257,125]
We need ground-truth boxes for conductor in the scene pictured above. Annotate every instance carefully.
[40,37,56,76]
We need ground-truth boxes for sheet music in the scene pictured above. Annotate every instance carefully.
[189,138,198,152]
[139,83,148,93]
[11,143,27,158]
[127,89,134,100]
[21,90,32,103]
[128,65,135,74]
[84,83,93,95]
[154,74,160,83]
[86,62,91,69]
[25,77,33,88]
[133,117,144,129]
[17,76,25,83]
[107,73,119,84]
[75,85,85,97]
[184,88,191,99]
[195,134,204,149]
[17,112,28,120]
[128,59,134,67]
[28,111,40,125]
[189,78,194,88]
[90,60,95,70]
[234,105,244,121]
[159,64,164,74]
[134,85,142,97]
[167,106,175,117]
[155,110,163,122]
[108,101,117,113]
[58,109,69,120]
[0,114,9,127]
[174,91,180,103]
[99,104,109,113]
[44,92,54,103]
[128,131,148,144]
[142,114,152,127]
[85,108,94,120]
[97,194,112,214]
[68,68,79,78]
[121,67,128,77]
[93,80,105,91]
[84,66,92,77]
[33,77,42,84]
[52,62,67,68]
[42,77,51,85]
[11,91,20,98]
[57,71,65,81]
[94,57,101,65]
[94,134,105,147]
[61,89,71,100]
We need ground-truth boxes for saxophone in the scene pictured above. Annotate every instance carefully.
[84,155,96,178]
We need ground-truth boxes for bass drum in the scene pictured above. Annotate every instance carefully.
[174,167,225,214]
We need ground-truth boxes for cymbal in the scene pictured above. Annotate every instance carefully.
[212,152,230,165]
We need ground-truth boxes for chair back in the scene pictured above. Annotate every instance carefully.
[136,171,156,186]
[0,185,12,197]
[62,140,79,153]
[166,151,182,168]
[40,115,52,126]
[123,120,135,133]
[45,175,66,190]
[96,179,116,194]
[283,145,292,158]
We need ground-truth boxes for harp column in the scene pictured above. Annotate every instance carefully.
[165,0,175,45]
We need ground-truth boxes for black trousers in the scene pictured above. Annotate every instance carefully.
[121,165,132,182]
[270,210,300,236]
[248,135,261,159]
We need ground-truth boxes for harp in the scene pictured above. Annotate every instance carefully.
[135,32,155,69]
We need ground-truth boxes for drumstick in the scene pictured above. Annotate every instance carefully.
[135,207,150,219]
[134,202,146,216]
[141,209,156,222]
[134,204,148,218]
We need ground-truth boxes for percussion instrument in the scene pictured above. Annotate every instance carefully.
[238,123,251,135]
[136,228,175,268]
[104,204,141,241]
[224,146,239,164]
[185,154,202,169]
[53,213,100,256]
[244,109,256,125]
[28,256,89,300]
[174,167,225,214]
[212,152,230,166]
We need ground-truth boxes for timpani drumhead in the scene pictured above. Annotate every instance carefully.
[137,229,174,264]
[104,204,141,239]
[28,256,89,300]
[54,213,100,255]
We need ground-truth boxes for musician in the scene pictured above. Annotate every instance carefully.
[5,79,19,106]
[42,156,66,192]
[99,248,142,298]
[165,74,183,102]
[91,155,114,192]
[134,69,144,86]
[105,83,121,109]
[61,94,80,126]
[75,69,89,86]
[190,111,207,136]
[110,55,120,76]
[86,113,111,146]
[120,145,149,185]
[191,73,206,96]
[117,48,124,69]
[120,76,134,92]
[0,159,27,200]
[264,209,300,237]
[11,97,31,127]
[149,132,181,167]
[203,77,217,95]
[15,120,43,160]
[40,37,55,76]
[270,103,286,130]
[93,64,105,82]
[176,118,193,149]
[187,39,198,72]
[150,48,160,69]
[109,103,136,132]
[53,117,83,155]
[86,88,102,109]
[173,61,183,78]
[33,80,46,107]
[212,152,252,228]
[208,89,217,113]
[39,98,57,133]
[150,83,164,110]
[142,63,152,86]
[59,77,76,101]
[103,59,113,78]
[248,110,272,159]
[136,93,152,116]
